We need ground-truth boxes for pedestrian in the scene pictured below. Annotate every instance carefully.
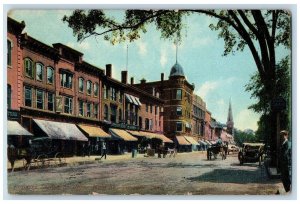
[279,130,291,193]
[100,141,107,160]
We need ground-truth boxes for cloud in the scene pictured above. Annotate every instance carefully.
[160,49,168,68]
[235,109,259,131]
[136,41,147,56]
[195,81,219,100]
[66,41,90,51]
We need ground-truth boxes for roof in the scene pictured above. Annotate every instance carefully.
[78,124,110,138]
[109,128,138,141]
[33,119,88,141]
[169,62,185,77]
[7,121,33,136]
[176,136,191,145]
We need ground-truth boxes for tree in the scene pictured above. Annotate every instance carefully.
[63,9,291,164]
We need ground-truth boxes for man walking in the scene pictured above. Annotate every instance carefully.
[279,130,291,193]
[100,141,107,160]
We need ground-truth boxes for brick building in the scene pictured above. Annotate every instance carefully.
[134,62,194,140]
[192,94,206,140]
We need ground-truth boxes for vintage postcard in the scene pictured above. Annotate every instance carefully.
[5,7,293,197]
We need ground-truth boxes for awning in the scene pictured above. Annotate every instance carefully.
[7,121,33,136]
[154,133,173,143]
[176,136,191,145]
[125,94,133,103]
[109,128,138,141]
[78,124,111,138]
[199,140,207,145]
[127,130,154,139]
[134,97,142,106]
[33,119,88,141]
[184,136,200,145]
[130,95,139,106]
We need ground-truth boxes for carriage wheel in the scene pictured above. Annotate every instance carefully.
[36,154,49,168]
[54,152,66,166]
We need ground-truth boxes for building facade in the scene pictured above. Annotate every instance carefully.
[191,94,206,140]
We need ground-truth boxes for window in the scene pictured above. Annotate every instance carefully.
[110,105,117,123]
[24,86,32,107]
[87,103,91,117]
[60,71,73,88]
[176,106,182,116]
[7,40,12,66]
[36,89,44,109]
[48,92,54,111]
[145,118,149,130]
[93,83,99,97]
[64,97,73,114]
[36,63,44,81]
[78,100,84,116]
[104,104,109,120]
[87,81,92,95]
[78,77,84,92]
[24,58,33,78]
[47,67,54,84]
[176,89,182,100]
[149,119,153,130]
[176,122,183,132]
[103,85,107,99]
[7,85,11,109]
[94,104,98,119]
[111,87,116,101]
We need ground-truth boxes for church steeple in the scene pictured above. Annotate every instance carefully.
[226,98,234,136]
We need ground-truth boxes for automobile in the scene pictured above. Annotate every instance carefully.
[228,144,239,154]
[238,143,265,165]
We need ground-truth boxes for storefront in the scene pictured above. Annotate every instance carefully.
[175,136,192,152]
[108,128,138,154]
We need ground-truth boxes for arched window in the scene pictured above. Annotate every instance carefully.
[47,66,54,84]
[36,62,44,81]
[24,58,33,78]
[94,83,99,97]
[78,77,84,92]
[87,80,92,95]
[104,104,109,120]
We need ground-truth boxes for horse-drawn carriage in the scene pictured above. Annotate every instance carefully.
[207,142,228,160]
[8,137,66,172]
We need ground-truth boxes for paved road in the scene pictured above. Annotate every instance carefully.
[7,152,282,195]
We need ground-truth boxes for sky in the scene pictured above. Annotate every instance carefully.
[7,9,290,131]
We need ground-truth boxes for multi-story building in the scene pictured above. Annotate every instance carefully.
[134,62,194,140]
[192,94,206,140]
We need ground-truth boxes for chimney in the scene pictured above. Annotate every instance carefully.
[140,78,146,84]
[106,64,112,77]
[130,77,134,85]
[121,71,128,84]
[161,73,164,82]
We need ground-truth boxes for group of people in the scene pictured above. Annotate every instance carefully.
[81,141,107,160]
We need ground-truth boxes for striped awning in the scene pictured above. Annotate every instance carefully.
[176,136,191,145]
[153,133,173,143]
[125,94,141,106]
[109,128,138,141]
[7,121,33,136]
[33,119,88,141]
[125,94,133,103]
[184,136,200,145]
[78,124,110,138]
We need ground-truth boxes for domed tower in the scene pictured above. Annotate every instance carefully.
[169,62,185,78]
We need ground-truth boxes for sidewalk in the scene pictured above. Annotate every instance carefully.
[7,151,203,171]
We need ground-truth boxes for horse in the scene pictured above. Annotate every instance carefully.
[207,143,228,160]
[7,145,32,172]
[167,148,177,158]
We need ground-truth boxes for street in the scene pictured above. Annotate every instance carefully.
[7,152,283,195]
